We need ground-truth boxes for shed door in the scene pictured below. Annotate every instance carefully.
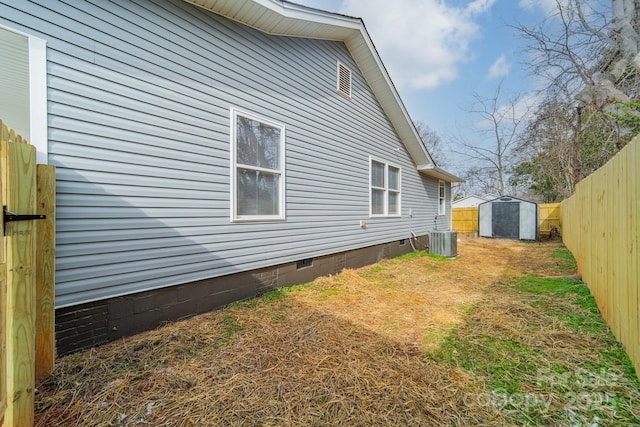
[492,202,520,239]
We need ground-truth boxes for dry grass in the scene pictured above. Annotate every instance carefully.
[34,238,639,426]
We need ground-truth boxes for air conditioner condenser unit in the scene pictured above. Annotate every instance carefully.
[428,231,457,257]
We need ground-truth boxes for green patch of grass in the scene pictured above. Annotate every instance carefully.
[550,245,574,260]
[428,273,640,425]
[395,250,430,260]
[396,250,454,262]
[600,341,639,380]
[219,315,243,341]
[317,286,347,300]
[516,276,605,333]
[260,288,289,303]
[425,252,452,260]
[550,246,577,271]
[358,264,387,282]
[235,284,314,308]
[432,329,539,394]
[267,283,314,299]
[515,275,583,296]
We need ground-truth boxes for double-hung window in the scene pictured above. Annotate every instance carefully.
[231,109,285,221]
[370,158,401,217]
[0,25,47,163]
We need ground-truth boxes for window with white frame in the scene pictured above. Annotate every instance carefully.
[231,109,285,221]
[370,158,401,217]
[0,25,47,163]
[438,180,446,215]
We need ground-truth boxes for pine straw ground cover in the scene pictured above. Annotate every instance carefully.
[35,238,640,426]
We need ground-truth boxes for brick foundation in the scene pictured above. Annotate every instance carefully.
[55,236,427,355]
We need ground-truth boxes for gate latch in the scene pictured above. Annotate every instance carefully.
[3,206,46,235]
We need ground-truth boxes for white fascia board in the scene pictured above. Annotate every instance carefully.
[417,165,464,183]
[182,0,435,170]
[343,28,433,168]
[185,0,361,40]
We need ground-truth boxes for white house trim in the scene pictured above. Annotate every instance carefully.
[29,35,48,165]
[0,23,47,164]
[229,107,286,222]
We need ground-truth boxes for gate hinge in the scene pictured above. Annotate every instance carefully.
[4,205,46,235]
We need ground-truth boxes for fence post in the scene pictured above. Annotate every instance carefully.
[35,164,55,381]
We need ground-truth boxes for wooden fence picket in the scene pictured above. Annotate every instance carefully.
[538,203,561,238]
[561,135,640,377]
[3,123,38,427]
[0,124,5,427]
[451,207,479,234]
[1,120,55,427]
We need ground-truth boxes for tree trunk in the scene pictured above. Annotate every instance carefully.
[570,106,583,188]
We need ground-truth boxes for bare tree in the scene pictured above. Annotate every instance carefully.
[461,166,501,195]
[575,0,639,111]
[512,91,620,201]
[451,82,531,196]
[518,0,639,133]
[511,0,638,200]
[415,120,447,167]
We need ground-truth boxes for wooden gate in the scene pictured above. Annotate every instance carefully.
[451,207,479,235]
[1,121,55,427]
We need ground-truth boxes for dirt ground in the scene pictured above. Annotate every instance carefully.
[34,237,620,426]
[290,237,567,353]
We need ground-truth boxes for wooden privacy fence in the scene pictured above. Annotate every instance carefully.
[538,203,562,238]
[451,207,479,235]
[452,203,561,239]
[561,135,639,376]
[1,121,55,427]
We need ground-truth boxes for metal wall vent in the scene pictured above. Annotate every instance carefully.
[337,62,351,98]
[296,258,313,269]
[429,231,457,257]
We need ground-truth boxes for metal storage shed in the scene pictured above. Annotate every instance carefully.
[478,196,538,240]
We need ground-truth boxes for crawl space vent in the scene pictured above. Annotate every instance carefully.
[337,62,351,98]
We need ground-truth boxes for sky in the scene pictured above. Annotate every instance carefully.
[290,0,562,174]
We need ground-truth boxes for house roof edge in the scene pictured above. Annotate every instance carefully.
[417,165,464,183]
[182,0,435,169]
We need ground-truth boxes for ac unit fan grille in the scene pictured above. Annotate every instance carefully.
[429,231,457,257]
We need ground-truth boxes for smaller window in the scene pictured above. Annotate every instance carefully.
[438,181,446,215]
[336,61,352,98]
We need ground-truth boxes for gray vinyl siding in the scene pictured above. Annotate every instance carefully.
[0,0,449,308]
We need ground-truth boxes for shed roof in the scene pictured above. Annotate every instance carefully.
[479,195,538,206]
[452,194,496,207]
[183,0,463,182]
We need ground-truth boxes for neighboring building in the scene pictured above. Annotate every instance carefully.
[452,194,497,208]
[0,0,461,354]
